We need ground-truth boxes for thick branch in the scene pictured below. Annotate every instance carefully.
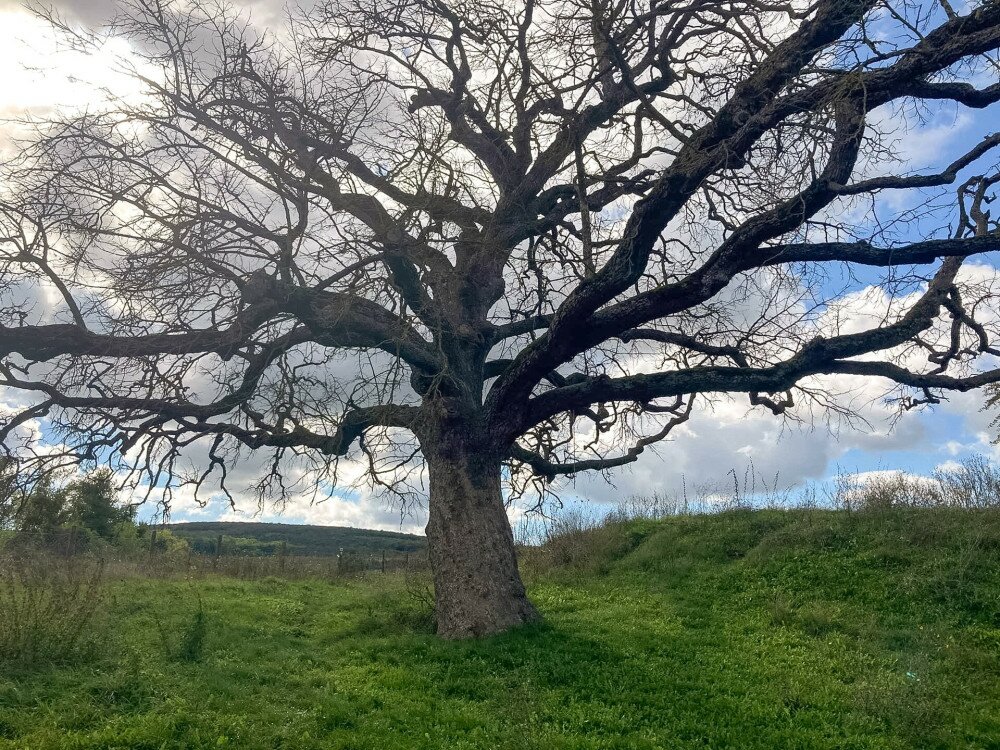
[509,398,693,479]
[488,0,1000,420]
[0,302,278,362]
[522,257,966,429]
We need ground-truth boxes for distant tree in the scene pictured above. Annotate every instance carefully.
[65,468,134,540]
[15,479,69,535]
[11,468,132,541]
[0,0,999,636]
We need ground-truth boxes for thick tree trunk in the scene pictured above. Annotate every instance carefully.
[425,450,540,638]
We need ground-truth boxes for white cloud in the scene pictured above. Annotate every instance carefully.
[0,10,144,121]
[562,260,1000,509]
[161,484,427,535]
[565,391,928,506]
[1,0,998,534]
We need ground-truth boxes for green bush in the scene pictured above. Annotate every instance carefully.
[65,470,135,539]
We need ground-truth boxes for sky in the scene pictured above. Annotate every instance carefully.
[0,0,998,535]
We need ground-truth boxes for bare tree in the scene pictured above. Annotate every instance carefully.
[0,0,999,636]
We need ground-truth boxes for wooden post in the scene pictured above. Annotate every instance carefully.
[148,523,158,560]
[279,539,287,573]
[381,550,386,574]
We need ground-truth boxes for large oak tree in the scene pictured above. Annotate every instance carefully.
[1,0,999,637]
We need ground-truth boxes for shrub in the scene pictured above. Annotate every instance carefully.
[65,469,135,540]
[934,455,1000,509]
[605,493,684,522]
[830,456,1000,512]
[854,472,942,510]
[0,555,106,668]
[14,479,69,535]
[178,599,208,662]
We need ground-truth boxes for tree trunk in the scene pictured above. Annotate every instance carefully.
[425,450,540,638]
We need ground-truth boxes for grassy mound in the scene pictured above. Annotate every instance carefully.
[1,508,997,749]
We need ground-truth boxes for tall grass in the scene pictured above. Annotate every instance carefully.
[155,595,209,663]
[0,554,106,668]
[831,455,1000,511]
[529,454,1000,573]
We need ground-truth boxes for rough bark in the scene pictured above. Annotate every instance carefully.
[425,447,540,639]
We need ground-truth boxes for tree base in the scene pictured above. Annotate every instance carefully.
[426,451,540,639]
[436,590,541,640]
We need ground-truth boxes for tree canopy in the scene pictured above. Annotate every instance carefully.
[0,0,998,635]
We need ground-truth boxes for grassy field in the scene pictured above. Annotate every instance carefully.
[1,508,998,749]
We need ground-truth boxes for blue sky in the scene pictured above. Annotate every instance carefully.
[1,0,999,534]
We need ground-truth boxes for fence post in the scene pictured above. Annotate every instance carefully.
[381,550,386,574]
[213,534,223,571]
[279,539,287,573]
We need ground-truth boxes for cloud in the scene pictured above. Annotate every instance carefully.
[1,0,998,535]
[0,1,118,24]
[563,259,1000,509]
[565,389,928,504]
[0,0,316,27]
[162,482,427,534]
[0,8,147,128]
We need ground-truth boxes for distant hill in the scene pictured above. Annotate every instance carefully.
[164,521,426,557]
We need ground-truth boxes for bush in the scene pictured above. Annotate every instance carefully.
[178,600,208,662]
[65,469,135,539]
[8,468,138,554]
[0,555,106,668]
[605,493,684,522]
[14,479,69,535]
[934,455,1000,509]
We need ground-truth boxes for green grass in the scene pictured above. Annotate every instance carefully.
[1,508,998,749]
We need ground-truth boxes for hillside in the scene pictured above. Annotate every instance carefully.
[164,521,426,556]
[2,507,998,749]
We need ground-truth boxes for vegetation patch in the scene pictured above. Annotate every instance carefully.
[0,508,996,749]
